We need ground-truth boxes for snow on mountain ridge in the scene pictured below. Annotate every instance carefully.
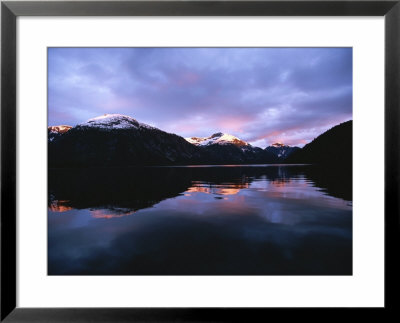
[48,125,72,142]
[272,142,286,148]
[185,132,250,147]
[77,113,157,130]
[48,125,72,134]
[265,143,300,160]
[78,114,140,129]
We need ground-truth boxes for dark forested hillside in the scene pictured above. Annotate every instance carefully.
[286,120,352,168]
[48,126,205,167]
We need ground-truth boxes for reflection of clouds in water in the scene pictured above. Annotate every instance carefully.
[159,185,350,226]
[90,208,136,219]
[187,186,241,196]
[189,180,249,195]
[177,176,351,224]
[49,168,350,224]
[49,206,351,275]
[48,165,352,275]
[50,204,137,219]
[248,177,351,210]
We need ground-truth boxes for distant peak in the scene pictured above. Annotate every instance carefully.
[48,125,72,134]
[185,132,249,147]
[272,142,285,147]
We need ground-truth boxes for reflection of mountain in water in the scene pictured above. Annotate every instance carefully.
[49,165,352,215]
[187,182,249,196]
[49,167,192,214]
[303,165,352,201]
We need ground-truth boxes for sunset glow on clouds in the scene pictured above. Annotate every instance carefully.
[48,48,352,147]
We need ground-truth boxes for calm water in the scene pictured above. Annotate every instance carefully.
[48,165,352,275]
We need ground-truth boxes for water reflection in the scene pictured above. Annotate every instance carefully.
[48,165,352,275]
[188,182,249,196]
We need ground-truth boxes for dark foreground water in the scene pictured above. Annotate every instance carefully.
[48,165,352,275]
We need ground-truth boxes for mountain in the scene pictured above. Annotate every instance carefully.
[49,125,72,133]
[286,120,352,167]
[48,114,204,167]
[77,114,157,130]
[201,142,278,164]
[185,132,278,164]
[265,142,300,161]
[185,132,249,147]
[48,125,72,142]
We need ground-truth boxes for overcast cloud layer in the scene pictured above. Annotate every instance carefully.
[48,48,352,148]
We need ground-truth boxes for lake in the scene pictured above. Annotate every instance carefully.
[48,164,352,275]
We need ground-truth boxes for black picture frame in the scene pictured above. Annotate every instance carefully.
[1,0,399,321]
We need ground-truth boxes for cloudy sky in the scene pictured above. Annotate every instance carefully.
[48,47,352,148]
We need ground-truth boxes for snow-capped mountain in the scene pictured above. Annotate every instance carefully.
[49,125,72,134]
[48,114,278,167]
[48,113,204,167]
[265,142,300,160]
[184,132,278,164]
[185,132,250,147]
[77,113,156,130]
[48,125,72,142]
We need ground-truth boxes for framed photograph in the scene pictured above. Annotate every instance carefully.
[1,0,399,321]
